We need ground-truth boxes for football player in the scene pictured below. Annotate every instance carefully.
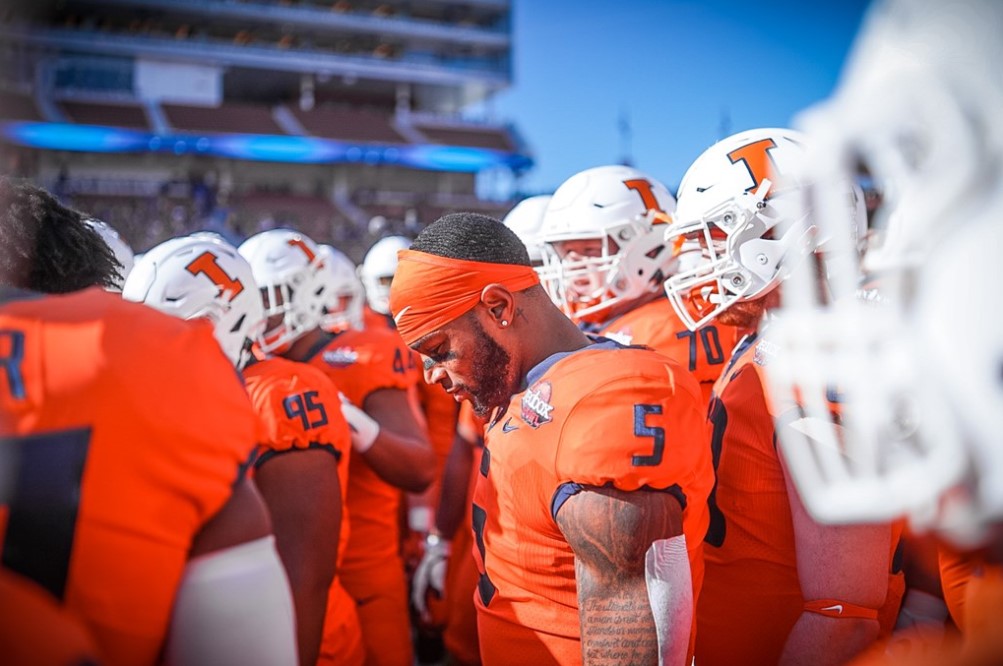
[764,0,1003,663]
[661,128,903,666]
[124,235,358,666]
[240,229,435,666]
[538,165,741,405]
[0,178,296,666]
[390,212,713,665]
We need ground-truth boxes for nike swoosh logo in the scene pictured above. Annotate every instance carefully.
[501,418,518,433]
[393,305,412,325]
[821,604,843,614]
[695,185,714,193]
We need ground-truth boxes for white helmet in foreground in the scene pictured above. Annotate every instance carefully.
[239,229,327,354]
[318,244,364,331]
[85,218,134,292]
[538,165,677,322]
[123,236,264,369]
[360,235,410,315]
[765,0,1003,549]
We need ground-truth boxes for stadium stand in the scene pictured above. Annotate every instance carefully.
[163,102,286,135]
[60,100,150,129]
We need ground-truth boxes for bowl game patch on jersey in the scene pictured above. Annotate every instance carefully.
[520,380,554,428]
[323,346,359,367]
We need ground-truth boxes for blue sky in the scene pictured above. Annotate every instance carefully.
[488,0,873,195]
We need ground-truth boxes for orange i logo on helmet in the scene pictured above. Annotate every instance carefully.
[727,138,780,195]
[286,237,317,262]
[185,251,245,301]
[622,178,667,215]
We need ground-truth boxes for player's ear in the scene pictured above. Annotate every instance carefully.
[480,284,515,330]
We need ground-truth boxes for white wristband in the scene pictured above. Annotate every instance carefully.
[340,397,380,454]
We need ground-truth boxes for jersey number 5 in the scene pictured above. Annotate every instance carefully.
[632,404,665,466]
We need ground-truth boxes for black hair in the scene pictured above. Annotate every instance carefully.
[0,177,121,292]
[410,212,531,266]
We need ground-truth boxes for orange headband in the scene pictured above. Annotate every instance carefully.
[389,249,540,346]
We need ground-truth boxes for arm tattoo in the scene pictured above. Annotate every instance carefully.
[556,486,684,665]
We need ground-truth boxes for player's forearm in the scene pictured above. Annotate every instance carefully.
[779,614,878,666]
[362,429,435,492]
[288,576,331,666]
[577,574,660,665]
[434,434,474,538]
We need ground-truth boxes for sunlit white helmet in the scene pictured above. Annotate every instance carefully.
[318,244,364,331]
[765,0,1003,548]
[502,195,551,265]
[663,128,864,331]
[123,236,264,369]
[84,218,134,291]
[360,235,410,315]
[538,165,677,322]
[238,229,327,354]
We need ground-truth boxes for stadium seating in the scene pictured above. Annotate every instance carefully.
[60,101,150,130]
[291,105,407,143]
[163,102,286,135]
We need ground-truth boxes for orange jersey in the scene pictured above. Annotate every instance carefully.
[362,304,390,332]
[473,340,713,665]
[364,306,455,468]
[597,297,742,406]
[243,355,352,557]
[242,356,361,665]
[417,379,460,471]
[0,287,256,666]
[696,332,904,666]
[0,569,100,665]
[299,327,413,569]
[938,548,1003,635]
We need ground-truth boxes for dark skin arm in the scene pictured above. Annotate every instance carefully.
[434,432,476,538]
[189,476,272,558]
[361,387,435,493]
[255,449,343,666]
[556,486,684,666]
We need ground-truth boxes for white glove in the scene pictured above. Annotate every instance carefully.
[411,534,451,621]
[339,393,380,454]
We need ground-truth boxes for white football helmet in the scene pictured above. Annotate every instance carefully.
[663,128,865,331]
[123,236,264,369]
[360,235,410,315]
[502,195,552,266]
[84,218,134,291]
[318,244,364,331]
[765,0,1003,548]
[538,165,677,322]
[238,229,327,354]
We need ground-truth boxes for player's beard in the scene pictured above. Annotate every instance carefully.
[466,318,517,419]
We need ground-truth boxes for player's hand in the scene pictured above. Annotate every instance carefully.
[338,393,379,453]
[411,534,451,624]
